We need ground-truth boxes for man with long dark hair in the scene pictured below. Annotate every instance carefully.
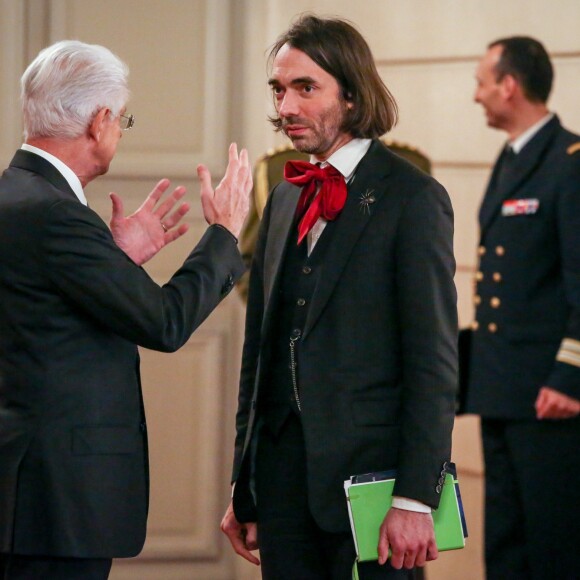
[222,15,458,579]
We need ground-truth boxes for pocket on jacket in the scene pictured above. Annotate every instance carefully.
[352,397,400,426]
[72,425,139,455]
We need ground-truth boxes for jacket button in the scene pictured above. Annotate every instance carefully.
[477,245,486,256]
[495,245,505,256]
[302,266,312,274]
[488,322,498,333]
[493,272,502,282]
[297,298,306,306]
[475,271,484,281]
[474,295,481,305]
[471,321,479,331]
[490,297,501,308]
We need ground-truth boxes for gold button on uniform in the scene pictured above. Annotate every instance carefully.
[475,271,484,281]
[471,321,480,331]
[478,246,486,256]
[488,322,498,333]
[474,295,481,305]
[490,297,501,308]
[495,245,505,256]
[493,272,502,282]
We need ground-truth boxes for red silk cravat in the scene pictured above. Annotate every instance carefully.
[284,160,347,245]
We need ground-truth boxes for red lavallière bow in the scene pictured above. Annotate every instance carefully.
[284,160,347,245]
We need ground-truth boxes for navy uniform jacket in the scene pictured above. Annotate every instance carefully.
[0,150,244,558]
[466,116,580,418]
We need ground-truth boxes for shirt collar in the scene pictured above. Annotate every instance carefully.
[21,143,88,206]
[311,138,372,182]
[509,113,554,154]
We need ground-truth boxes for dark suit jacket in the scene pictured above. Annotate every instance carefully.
[232,140,458,532]
[0,150,245,558]
[466,116,580,418]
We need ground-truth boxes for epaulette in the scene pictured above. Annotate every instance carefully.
[567,142,580,155]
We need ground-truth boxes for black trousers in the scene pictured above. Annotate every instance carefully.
[0,554,112,580]
[255,413,413,580]
[482,417,580,580]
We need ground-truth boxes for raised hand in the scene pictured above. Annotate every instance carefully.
[110,179,190,265]
[197,143,252,239]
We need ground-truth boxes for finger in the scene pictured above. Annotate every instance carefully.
[426,539,439,561]
[403,550,417,570]
[139,178,171,212]
[228,531,260,565]
[164,223,190,244]
[197,164,214,221]
[377,526,390,565]
[109,192,124,223]
[154,186,187,219]
[245,522,259,552]
[389,544,404,570]
[160,202,191,230]
[415,546,428,568]
[222,143,241,185]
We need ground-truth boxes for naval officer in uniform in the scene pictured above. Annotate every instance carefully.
[465,36,580,580]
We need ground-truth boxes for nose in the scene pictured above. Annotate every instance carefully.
[278,91,299,118]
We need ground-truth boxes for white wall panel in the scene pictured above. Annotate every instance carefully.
[48,0,230,178]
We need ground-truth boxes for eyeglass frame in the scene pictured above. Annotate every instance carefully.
[120,113,135,131]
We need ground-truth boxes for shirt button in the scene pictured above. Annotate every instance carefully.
[297,298,306,306]
[488,322,498,333]
[302,266,312,274]
[493,272,502,283]
[495,245,505,256]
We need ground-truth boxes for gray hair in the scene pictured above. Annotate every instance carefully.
[21,40,130,140]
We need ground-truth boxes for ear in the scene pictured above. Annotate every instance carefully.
[88,107,110,142]
[499,74,518,100]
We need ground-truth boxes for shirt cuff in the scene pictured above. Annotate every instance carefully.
[392,496,432,513]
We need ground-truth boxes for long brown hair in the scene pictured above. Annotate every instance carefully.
[268,14,398,138]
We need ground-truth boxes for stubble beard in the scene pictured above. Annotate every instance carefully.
[283,100,347,156]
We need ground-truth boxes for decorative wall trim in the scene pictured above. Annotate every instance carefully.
[0,0,25,162]
[376,50,580,68]
[47,0,231,178]
[138,329,229,560]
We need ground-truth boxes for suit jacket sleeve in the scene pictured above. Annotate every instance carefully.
[392,181,459,507]
[546,151,580,399]
[231,187,273,482]
[39,199,245,352]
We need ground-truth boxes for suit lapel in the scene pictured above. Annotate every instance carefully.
[479,116,561,234]
[262,184,301,322]
[303,140,391,339]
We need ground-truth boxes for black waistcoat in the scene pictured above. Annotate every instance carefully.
[258,218,336,436]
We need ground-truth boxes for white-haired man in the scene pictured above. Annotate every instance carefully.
[0,40,251,579]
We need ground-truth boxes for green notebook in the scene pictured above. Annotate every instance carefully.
[344,468,466,563]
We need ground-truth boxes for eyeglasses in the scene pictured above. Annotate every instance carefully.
[120,113,135,131]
